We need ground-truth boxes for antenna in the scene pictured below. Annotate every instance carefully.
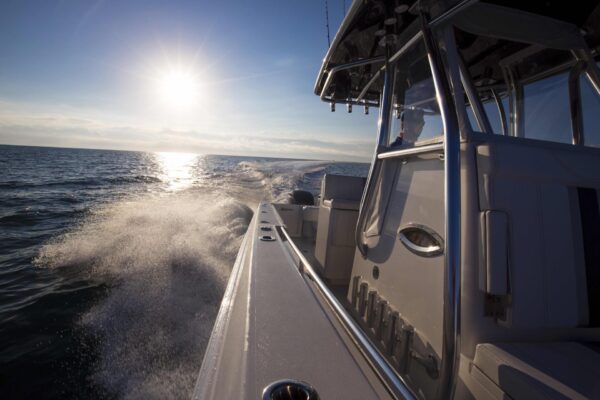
[324,0,331,47]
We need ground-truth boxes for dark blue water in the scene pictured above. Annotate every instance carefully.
[0,144,368,399]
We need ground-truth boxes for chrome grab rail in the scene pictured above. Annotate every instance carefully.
[377,143,444,160]
[279,226,417,400]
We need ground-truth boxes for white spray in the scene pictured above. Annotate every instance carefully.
[36,192,253,399]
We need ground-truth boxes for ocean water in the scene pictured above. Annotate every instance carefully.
[0,144,368,399]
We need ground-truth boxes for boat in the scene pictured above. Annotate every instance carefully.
[194,1,600,399]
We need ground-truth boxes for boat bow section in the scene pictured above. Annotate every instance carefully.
[193,202,390,399]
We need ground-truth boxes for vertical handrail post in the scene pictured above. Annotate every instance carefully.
[492,89,508,136]
[421,14,462,400]
[356,46,396,257]
[458,55,493,134]
[568,61,586,145]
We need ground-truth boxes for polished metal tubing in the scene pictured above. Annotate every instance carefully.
[572,49,600,97]
[514,73,525,138]
[322,97,379,107]
[389,32,423,64]
[501,67,515,136]
[421,17,461,400]
[491,89,508,136]
[355,49,396,258]
[502,66,523,137]
[279,227,417,400]
[568,61,586,145]
[355,32,424,258]
[478,55,579,92]
[356,70,382,102]
[458,55,493,134]
[584,68,600,97]
[377,65,396,148]
[377,143,444,160]
[319,56,386,102]
[323,32,423,107]
[313,0,371,96]
[428,0,478,28]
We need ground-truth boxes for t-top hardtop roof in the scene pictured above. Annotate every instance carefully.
[315,0,600,107]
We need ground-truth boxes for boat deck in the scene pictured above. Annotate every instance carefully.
[292,236,351,308]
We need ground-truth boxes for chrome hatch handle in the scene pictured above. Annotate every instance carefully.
[397,223,444,258]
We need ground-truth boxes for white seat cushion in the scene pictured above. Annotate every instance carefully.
[474,342,600,400]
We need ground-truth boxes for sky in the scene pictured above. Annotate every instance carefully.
[0,0,378,161]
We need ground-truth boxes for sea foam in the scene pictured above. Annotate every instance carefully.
[35,192,252,399]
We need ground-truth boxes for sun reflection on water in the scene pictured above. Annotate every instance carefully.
[156,152,198,191]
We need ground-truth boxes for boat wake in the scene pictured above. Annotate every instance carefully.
[237,159,331,201]
[35,192,253,399]
[31,156,365,399]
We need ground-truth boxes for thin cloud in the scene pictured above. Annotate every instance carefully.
[0,102,371,161]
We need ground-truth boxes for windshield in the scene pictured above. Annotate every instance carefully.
[388,39,443,148]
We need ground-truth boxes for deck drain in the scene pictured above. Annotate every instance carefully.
[260,226,273,232]
[259,235,276,241]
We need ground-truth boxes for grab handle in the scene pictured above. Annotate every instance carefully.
[397,223,444,257]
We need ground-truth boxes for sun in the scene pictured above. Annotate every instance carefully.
[157,67,202,110]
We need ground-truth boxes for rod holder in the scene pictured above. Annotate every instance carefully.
[262,379,320,400]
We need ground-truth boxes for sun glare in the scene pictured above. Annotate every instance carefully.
[157,68,202,110]
[156,151,198,191]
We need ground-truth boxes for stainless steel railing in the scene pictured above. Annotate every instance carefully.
[278,226,417,400]
[420,16,462,400]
